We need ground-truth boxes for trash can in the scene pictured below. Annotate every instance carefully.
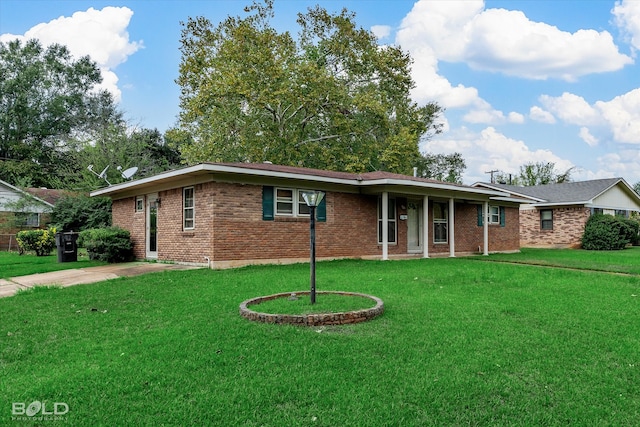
[56,232,78,263]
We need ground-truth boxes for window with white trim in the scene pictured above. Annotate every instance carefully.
[488,205,500,224]
[540,209,552,230]
[183,187,195,229]
[377,197,397,244]
[135,196,144,212]
[433,202,448,243]
[275,188,310,217]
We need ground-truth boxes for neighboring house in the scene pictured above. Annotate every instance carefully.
[0,179,66,250]
[91,162,523,268]
[473,178,640,248]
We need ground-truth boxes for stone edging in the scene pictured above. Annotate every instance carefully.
[239,291,384,326]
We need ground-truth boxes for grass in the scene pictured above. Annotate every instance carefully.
[2,250,640,425]
[0,250,107,279]
[251,292,376,315]
[482,246,640,274]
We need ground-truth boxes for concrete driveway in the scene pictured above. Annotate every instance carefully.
[0,262,201,298]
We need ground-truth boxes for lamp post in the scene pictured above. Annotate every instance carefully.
[301,190,325,305]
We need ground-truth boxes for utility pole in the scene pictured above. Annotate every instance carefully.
[485,170,499,184]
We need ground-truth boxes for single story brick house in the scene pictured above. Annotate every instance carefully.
[91,162,523,268]
[473,178,640,248]
[0,179,66,250]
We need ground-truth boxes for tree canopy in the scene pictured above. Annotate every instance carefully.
[0,38,119,188]
[0,38,182,190]
[176,0,444,175]
[494,162,574,186]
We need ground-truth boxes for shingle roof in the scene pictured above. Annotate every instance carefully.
[24,188,72,206]
[92,162,508,199]
[483,178,624,203]
[214,162,468,187]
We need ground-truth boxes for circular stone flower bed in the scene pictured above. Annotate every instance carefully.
[239,291,384,326]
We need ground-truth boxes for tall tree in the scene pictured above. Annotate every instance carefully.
[176,0,443,174]
[415,152,466,184]
[78,125,182,189]
[0,38,121,188]
[494,162,574,186]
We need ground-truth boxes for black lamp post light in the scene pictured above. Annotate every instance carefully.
[240,188,385,326]
[301,190,325,305]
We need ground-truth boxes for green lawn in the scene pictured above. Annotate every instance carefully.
[2,250,640,425]
[482,246,640,274]
[0,250,106,279]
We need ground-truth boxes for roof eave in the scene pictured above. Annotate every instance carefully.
[0,178,54,208]
[90,163,514,200]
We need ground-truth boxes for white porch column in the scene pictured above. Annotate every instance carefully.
[382,191,389,260]
[449,197,455,257]
[483,201,489,255]
[423,195,429,258]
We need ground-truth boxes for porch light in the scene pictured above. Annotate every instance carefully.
[301,190,325,305]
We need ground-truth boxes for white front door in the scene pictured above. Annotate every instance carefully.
[407,200,423,253]
[146,193,158,259]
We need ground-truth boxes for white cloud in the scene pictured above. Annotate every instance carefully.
[371,25,391,40]
[395,1,638,184]
[0,7,142,102]
[423,126,574,183]
[407,46,481,109]
[529,106,556,124]
[595,88,640,144]
[539,92,602,126]
[396,0,633,132]
[508,112,525,124]
[397,0,632,84]
[579,127,599,147]
[398,3,487,110]
[594,151,640,182]
[537,89,640,145]
[464,9,632,81]
[613,0,640,52]
[463,107,505,124]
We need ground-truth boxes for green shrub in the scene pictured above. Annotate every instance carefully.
[581,214,634,250]
[51,194,111,231]
[623,218,640,245]
[16,227,57,256]
[78,227,133,263]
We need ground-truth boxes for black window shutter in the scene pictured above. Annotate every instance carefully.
[262,186,274,220]
[477,205,483,226]
[500,207,506,227]
[317,197,326,222]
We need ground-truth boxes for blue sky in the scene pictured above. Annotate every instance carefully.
[2,1,640,185]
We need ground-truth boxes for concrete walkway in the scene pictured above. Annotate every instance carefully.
[0,262,201,298]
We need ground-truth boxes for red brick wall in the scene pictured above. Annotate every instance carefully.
[210,185,383,261]
[112,198,146,259]
[520,206,589,248]
[110,181,521,265]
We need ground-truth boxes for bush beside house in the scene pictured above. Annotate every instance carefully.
[16,228,57,256]
[581,214,638,250]
[78,227,133,263]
